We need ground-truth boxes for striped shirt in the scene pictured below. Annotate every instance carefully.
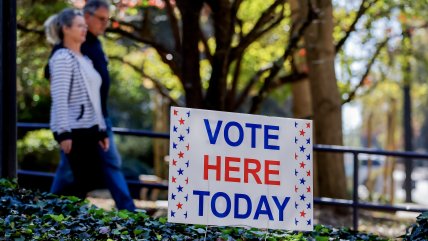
[49,48,106,142]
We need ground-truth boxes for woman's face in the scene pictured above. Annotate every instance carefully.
[63,16,87,44]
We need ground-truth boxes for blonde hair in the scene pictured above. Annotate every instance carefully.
[44,8,83,45]
[44,14,59,45]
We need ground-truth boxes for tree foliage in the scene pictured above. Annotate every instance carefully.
[16,0,428,198]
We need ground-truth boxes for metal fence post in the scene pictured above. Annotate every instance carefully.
[0,0,17,178]
[352,152,359,231]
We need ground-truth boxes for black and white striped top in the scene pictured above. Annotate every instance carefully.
[49,48,106,142]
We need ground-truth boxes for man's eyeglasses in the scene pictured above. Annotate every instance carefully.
[91,13,110,23]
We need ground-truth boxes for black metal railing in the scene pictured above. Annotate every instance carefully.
[17,122,428,230]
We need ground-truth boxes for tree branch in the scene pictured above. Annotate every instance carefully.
[205,0,234,110]
[270,72,308,89]
[163,0,181,50]
[109,55,181,106]
[199,28,213,65]
[107,26,168,53]
[229,0,244,41]
[229,0,287,61]
[112,18,143,31]
[233,64,272,111]
[342,38,389,104]
[17,23,44,35]
[248,0,316,113]
[335,0,375,53]
[226,53,244,111]
[231,0,244,17]
[107,26,182,78]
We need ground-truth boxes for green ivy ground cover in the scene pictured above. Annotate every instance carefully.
[0,179,424,241]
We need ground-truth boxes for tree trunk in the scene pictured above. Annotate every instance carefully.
[365,112,375,201]
[383,98,397,204]
[304,0,347,199]
[205,0,233,110]
[176,0,204,108]
[153,93,169,180]
[290,0,312,119]
[290,0,317,195]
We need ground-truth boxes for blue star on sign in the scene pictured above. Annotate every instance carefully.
[294,202,299,209]
[187,111,190,117]
[306,154,311,160]
[299,178,306,185]
[178,135,184,142]
[307,219,311,225]
[173,142,177,149]
[294,137,298,144]
[294,169,299,176]
[300,194,306,201]
[186,127,190,134]
[171,193,176,200]
[177,185,183,192]
[173,126,178,132]
[306,138,311,144]
[171,211,176,217]
[295,218,299,225]
[185,161,189,167]
[184,211,188,218]
[300,145,306,152]
[185,194,188,201]
[177,168,184,175]
[294,122,298,128]
[306,203,311,209]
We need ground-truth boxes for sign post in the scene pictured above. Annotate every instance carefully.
[168,107,313,231]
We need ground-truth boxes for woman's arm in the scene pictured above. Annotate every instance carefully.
[50,50,74,143]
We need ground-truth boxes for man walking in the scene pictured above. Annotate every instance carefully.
[47,0,136,211]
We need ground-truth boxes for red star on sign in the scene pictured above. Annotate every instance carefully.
[186,144,190,151]
[306,123,311,128]
[306,170,311,176]
[299,161,306,168]
[307,186,311,193]
[173,109,178,115]
[300,210,306,217]
[179,118,185,125]
[172,159,177,166]
[294,185,298,192]
[294,153,298,160]
[176,202,183,209]
[185,177,189,184]
[172,176,176,183]
[178,151,184,158]
[299,129,306,136]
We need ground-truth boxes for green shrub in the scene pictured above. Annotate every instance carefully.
[403,212,428,241]
[17,129,60,172]
[0,179,390,241]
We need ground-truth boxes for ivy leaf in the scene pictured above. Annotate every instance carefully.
[315,236,329,241]
[158,217,167,224]
[49,214,64,222]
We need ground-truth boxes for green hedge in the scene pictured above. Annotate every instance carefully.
[0,179,402,240]
[17,129,60,172]
[403,211,428,241]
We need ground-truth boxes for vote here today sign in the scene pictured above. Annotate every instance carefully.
[168,107,313,231]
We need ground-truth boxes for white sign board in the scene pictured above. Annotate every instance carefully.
[168,107,313,231]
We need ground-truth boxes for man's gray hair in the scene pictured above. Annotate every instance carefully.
[83,0,110,15]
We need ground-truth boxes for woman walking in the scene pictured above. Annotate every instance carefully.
[45,8,109,198]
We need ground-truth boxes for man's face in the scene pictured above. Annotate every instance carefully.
[84,7,109,36]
